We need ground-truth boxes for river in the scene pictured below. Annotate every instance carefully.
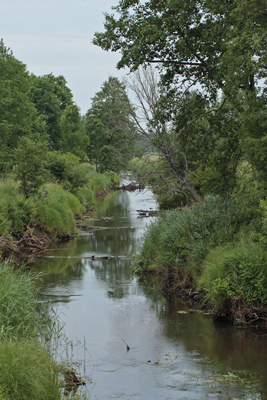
[34,178,267,399]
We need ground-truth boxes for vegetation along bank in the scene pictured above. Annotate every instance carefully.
[91,0,267,329]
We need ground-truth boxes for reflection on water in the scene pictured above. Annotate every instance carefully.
[34,182,267,399]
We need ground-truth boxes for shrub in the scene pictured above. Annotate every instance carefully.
[47,151,89,194]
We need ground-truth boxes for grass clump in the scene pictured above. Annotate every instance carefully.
[0,178,35,235]
[0,340,61,400]
[36,183,84,236]
[136,195,239,277]
[0,263,40,339]
[0,261,63,399]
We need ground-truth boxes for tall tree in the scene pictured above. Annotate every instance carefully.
[29,73,73,150]
[85,77,138,173]
[15,137,49,198]
[93,0,267,174]
[60,104,88,160]
[0,39,37,176]
[124,67,241,203]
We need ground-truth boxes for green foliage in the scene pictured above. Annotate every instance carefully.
[93,0,266,103]
[0,261,62,399]
[85,76,138,173]
[76,186,95,209]
[0,178,35,235]
[59,104,88,159]
[47,151,89,194]
[137,195,239,276]
[15,137,49,198]
[94,0,267,193]
[198,241,267,308]
[0,39,37,174]
[231,161,266,225]
[29,73,73,150]
[0,264,36,339]
[36,184,84,236]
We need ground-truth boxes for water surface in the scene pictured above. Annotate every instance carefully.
[35,182,267,399]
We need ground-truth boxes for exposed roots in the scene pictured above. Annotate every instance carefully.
[0,225,52,260]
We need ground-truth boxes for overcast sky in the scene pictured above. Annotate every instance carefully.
[1,0,127,114]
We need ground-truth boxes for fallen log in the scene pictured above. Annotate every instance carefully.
[77,224,132,231]
[113,183,145,192]
[136,209,159,217]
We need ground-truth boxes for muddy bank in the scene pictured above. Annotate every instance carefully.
[0,227,71,260]
[157,270,267,330]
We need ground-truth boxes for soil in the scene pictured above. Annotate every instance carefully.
[159,270,267,330]
[0,224,74,260]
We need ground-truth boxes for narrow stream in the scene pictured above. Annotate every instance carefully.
[35,179,267,399]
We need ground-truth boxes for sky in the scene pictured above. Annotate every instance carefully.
[1,0,128,114]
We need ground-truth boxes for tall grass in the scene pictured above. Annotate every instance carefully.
[0,178,35,235]
[137,195,239,277]
[0,263,41,339]
[0,261,63,399]
[198,241,267,308]
[36,183,84,236]
[0,340,61,400]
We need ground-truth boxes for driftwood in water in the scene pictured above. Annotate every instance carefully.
[136,209,159,217]
[76,224,107,231]
[0,226,52,258]
[63,369,86,394]
[113,183,145,192]
[77,224,132,231]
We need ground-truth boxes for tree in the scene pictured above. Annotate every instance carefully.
[123,67,241,203]
[29,73,73,150]
[15,137,49,198]
[85,77,138,173]
[60,104,88,160]
[0,39,37,176]
[93,0,267,174]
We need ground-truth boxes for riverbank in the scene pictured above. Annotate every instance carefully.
[135,194,267,330]
[0,169,119,260]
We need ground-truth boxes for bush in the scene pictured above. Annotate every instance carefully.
[198,241,267,308]
[47,151,89,193]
